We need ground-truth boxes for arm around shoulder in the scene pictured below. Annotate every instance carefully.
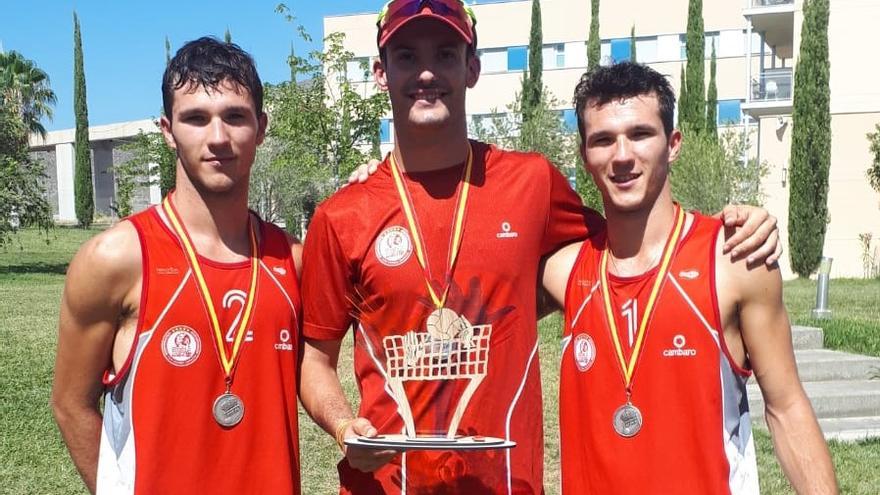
[52,222,142,494]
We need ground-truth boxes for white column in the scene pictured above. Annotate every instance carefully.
[55,142,76,223]
[745,18,753,104]
[148,162,162,204]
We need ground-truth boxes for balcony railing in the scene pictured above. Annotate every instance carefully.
[748,0,794,7]
[750,69,793,102]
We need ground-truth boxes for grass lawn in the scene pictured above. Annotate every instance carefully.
[2,228,879,493]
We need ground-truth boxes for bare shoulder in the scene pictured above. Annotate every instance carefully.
[284,231,303,279]
[64,221,142,308]
[714,229,782,304]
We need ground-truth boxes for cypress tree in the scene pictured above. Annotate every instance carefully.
[678,65,687,125]
[165,36,171,65]
[73,12,93,227]
[706,40,718,138]
[159,36,176,197]
[587,0,600,69]
[682,0,705,133]
[789,0,831,277]
[630,25,637,63]
[522,0,543,123]
[224,27,232,43]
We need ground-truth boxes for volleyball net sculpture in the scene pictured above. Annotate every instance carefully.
[347,309,515,450]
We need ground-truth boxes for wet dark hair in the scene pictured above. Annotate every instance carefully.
[573,62,676,145]
[162,36,263,119]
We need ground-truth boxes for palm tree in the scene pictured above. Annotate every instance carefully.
[0,50,57,138]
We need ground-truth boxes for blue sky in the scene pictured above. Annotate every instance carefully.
[1,1,383,131]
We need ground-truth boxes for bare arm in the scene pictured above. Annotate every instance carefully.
[299,337,397,471]
[541,241,584,309]
[717,236,837,494]
[51,223,141,494]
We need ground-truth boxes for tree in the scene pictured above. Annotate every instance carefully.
[258,6,390,234]
[678,65,687,126]
[521,0,543,124]
[165,36,172,65]
[587,0,601,69]
[706,40,718,138]
[630,25,637,63]
[789,0,831,277]
[469,88,602,212]
[868,124,880,195]
[0,51,57,139]
[224,27,232,43]
[680,0,705,133]
[73,12,93,228]
[671,129,768,214]
[0,99,52,246]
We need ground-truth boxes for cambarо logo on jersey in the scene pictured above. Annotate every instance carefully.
[161,325,201,366]
[375,226,413,267]
[496,221,519,239]
[678,269,700,280]
[574,333,597,371]
[275,329,294,351]
[663,334,697,357]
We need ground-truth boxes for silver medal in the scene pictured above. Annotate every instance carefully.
[213,392,245,427]
[612,402,642,437]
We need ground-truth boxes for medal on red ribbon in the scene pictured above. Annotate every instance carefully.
[600,205,685,437]
[162,194,258,428]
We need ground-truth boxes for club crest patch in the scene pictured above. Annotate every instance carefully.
[375,226,413,267]
[574,333,596,372]
[161,325,201,367]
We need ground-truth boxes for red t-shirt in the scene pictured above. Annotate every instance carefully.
[96,206,302,494]
[302,141,602,494]
[560,213,759,494]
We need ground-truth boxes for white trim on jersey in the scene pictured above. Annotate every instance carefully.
[504,340,540,495]
[97,270,192,495]
[570,281,600,329]
[668,274,719,342]
[259,261,297,314]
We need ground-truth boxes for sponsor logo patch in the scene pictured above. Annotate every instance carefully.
[272,266,287,276]
[275,329,294,351]
[574,333,597,372]
[375,226,413,267]
[662,333,697,357]
[156,266,180,276]
[496,221,519,239]
[161,325,201,367]
[678,269,700,280]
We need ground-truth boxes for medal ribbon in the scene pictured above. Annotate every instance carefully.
[600,205,685,389]
[388,144,473,309]
[161,195,258,377]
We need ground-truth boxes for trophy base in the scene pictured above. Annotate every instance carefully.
[345,434,516,451]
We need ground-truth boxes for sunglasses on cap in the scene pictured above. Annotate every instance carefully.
[377,0,477,49]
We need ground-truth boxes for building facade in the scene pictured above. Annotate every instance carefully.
[325,0,880,279]
[28,119,161,224]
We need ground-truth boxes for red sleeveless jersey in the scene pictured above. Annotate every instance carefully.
[96,206,301,494]
[560,213,759,495]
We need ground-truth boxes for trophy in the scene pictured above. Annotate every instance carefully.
[345,309,516,451]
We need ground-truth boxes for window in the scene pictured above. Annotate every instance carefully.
[478,48,507,73]
[600,41,612,66]
[704,32,720,57]
[507,46,528,71]
[346,57,371,82]
[540,43,565,69]
[610,38,631,63]
[380,119,392,143]
[717,100,742,125]
[561,109,578,134]
[635,36,658,63]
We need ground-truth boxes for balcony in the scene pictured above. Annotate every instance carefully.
[742,68,793,117]
[744,0,795,58]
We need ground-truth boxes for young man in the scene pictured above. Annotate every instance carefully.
[543,62,837,494]
[302,2,780,494]
[51,38,302,494]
